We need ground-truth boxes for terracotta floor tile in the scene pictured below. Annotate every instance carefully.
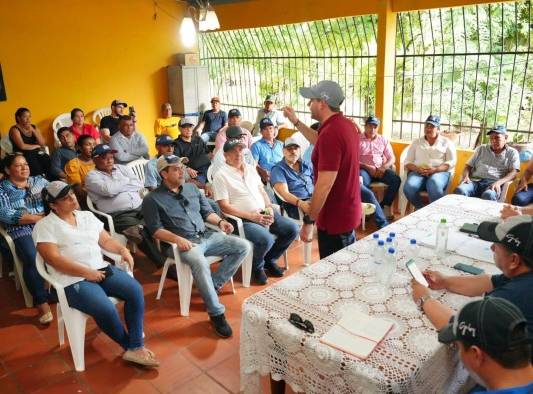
[32,375,91,394]
[170,373,230,394]
[0,373,23,393]
[114,378,160,394]
[14,354,71,392]
[160,319,213,350]
[2,334,57,372]
[79,356,140,393]
[182,336,237,371]
[207,352,240,393]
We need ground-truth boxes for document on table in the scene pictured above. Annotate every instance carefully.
[419,230,494,264]
[320,310,393,360]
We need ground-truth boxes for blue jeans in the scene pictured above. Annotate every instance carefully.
[512,184,533,206]
[64,265,144,350]
[360,168,401,207]
[361,184,388,228]
[403,171,451,209]
[14,235,49,305]
[177,231,249,316]
[317,229,355,259]
[454,179,498,200]
[201,131,218,143]
[243,210,299,272]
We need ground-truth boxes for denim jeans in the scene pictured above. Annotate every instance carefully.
[512,184,533,206]
[360,168,402,207]
[361,184,388,229]
[317,229,355,259]
[64,265,145,350]
[403,171,451,209]
[454,178,498,200]
[242,210,299,272]
[201,131,218,143]
[175,231,249,316]
[14,235,49,305]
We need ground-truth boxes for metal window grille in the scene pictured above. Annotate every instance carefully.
[199,15,378,126]
[394,1,533,147]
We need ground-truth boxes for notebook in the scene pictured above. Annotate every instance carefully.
[320,310,393,360]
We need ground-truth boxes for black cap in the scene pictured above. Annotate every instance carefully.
[226,125,245,139]
[92,144,117,158]
[155,135,175,146]
[259,117,274,130]
[365,115,380,126]
[228,108,241,118]
[223,139,246,152]
[438,297,532,355]
[477,215,533,257]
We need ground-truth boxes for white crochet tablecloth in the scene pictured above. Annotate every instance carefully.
[240,195,503,394]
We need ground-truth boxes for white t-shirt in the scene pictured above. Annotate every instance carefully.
[212,163,266,212]
[33,210,108,287]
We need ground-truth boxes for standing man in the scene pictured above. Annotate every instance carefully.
[194,96,228,143]
[252,95,289,136]
[99,99,127,142]
[283,80,361,258]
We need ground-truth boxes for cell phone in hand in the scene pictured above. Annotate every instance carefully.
[453,263,484,275]
[98,265,114,278]
[405,259,429,287]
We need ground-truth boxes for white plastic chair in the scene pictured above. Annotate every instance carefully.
[272,188,312,268]
[92,107,112,126]
[0,224,33,307]
[126,158,148,185]
[240,120,253,132]
[36,251,132,372]
[52,113,73,148]
[0,133,13,158]
[399,146,455,216]
[86,196,128,247]
[155,223,243,316]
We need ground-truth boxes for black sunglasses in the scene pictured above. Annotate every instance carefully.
[289,313,315,334]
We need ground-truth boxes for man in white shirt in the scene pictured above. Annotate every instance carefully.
[109,116,149,164]
[251,95,289,136]
[403,115,457,209]
[210,126,255,179]
[213,140,299,285]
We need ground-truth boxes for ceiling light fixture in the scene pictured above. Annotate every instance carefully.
[178,1,220,47]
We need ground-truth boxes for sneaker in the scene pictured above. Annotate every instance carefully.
[383,205,394,220]
[123,348,160,367]
[210,313,233,338]
[252,269,268,285]
[265,263,284,277]
[362,203,376,216]
[39,311,53,325]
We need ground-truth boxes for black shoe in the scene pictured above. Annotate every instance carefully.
[252,269,268,285]
[265,263,284,278]
[210,314,233,338]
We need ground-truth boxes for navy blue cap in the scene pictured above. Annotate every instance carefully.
[365,115,380,126]
[92,144,117,158]
[155,135,175,146]
[259,117,274,129]
[223,139,246,152]
[179,117,195,127]
[228,108,241,118]
[488,125,507,135]
[425,115,441,128]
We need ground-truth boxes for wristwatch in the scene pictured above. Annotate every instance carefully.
[416,294,432,311]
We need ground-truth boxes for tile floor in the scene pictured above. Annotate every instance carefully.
[0,222,379,394]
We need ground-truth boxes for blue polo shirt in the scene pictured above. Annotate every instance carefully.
[251,138,283,172]
[202,110,227,134]
[270,159,314,199]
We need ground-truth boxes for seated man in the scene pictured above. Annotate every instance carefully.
[251,118,284,184]
[214,108,253,152]
[194,96,228,143]
[154,103,180,139]
[109,116,149,164]
[85,144,165,267]
[455,125,519,200]
[50,127,77,180]
[252,95,289,136]
[512,157,533,207]
[359,116,401,219]
[142,155,249,338]
[64,134,96,208]
[145,135,176,191]
[213,140,299,285]
[174,118,211,184]
[270,137,314,242]
[403,115,457,209]
[411,215,533,334]
[100,99,127,142]
[210,126,256,179]
[438,297,533,393]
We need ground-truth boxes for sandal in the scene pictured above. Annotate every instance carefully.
[39,311,53,325]
[123,348,160,368]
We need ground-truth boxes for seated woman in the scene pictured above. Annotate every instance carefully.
[69,108,101,144]
[9,107,50,177]
[33,181,159,368]
[64,135,96,208]
[0,153,51,323]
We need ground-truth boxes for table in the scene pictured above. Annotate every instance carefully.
[240,195,502,394]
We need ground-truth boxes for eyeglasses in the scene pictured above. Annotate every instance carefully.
[289,313,315,334]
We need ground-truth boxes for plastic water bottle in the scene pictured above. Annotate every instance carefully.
[376,247,396,286]
[385,237,394,251]
[372,240,385,271]
[436,218,449,258]
[372,233,380,242]
[388,232,398,248]
[407,239,420,263]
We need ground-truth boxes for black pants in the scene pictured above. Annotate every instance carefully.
[317,229,355,259]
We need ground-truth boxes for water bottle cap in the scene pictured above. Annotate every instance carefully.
[410,239,417,244]
[389,232,396,237]
[386,237,392,242]
[388,247,395,254]
[378,240,385,246]
[440,218,447,223]
[373,233,379,239]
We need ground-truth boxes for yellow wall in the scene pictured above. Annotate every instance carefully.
[0,0,186,153]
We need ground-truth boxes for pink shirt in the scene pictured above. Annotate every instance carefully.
[359,133,393,168]
[214,126,253,151]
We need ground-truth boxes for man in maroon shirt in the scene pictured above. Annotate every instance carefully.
[283,80,361,258]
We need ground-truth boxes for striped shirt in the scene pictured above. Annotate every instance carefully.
[0,176,48,239]
[467,144,520,181]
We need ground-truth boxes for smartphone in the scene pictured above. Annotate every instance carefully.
[459,223,479,235]
[453,263,484,275]
[98,265,114,278]
[405,259,429,287]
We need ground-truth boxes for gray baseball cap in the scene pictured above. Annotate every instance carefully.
[299,80,345,108]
